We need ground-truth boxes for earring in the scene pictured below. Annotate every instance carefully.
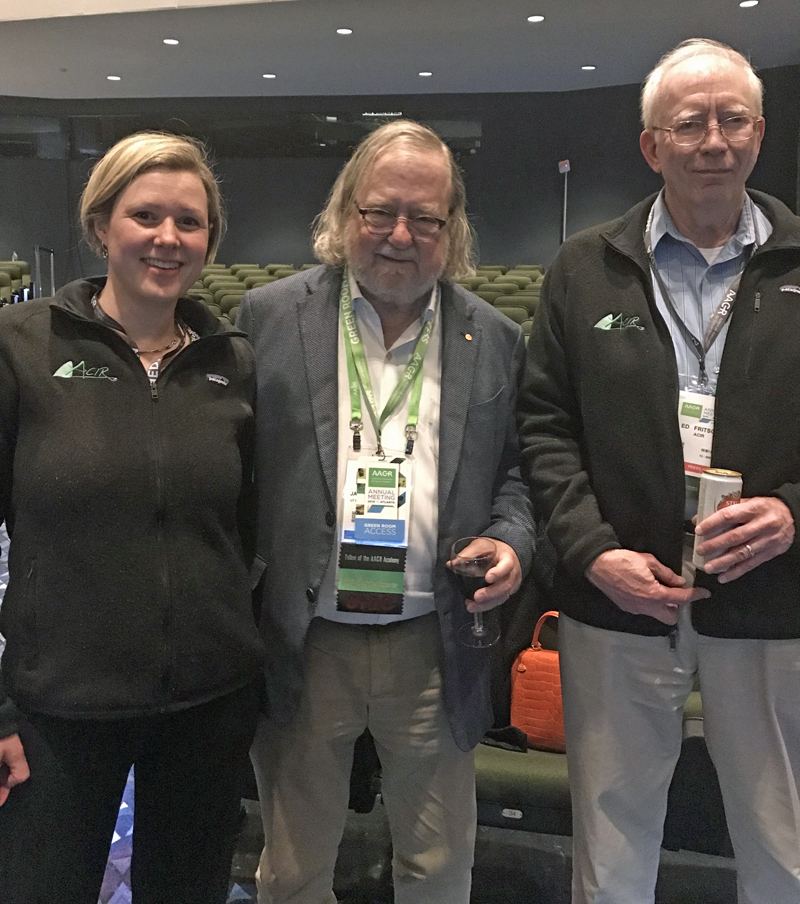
[101,243,108,260]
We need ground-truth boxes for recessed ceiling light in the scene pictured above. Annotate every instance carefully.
[326,116,338,122]
[107,75,121,81]
[419,71,433,77]
[163,38,179,45]
[739,0,758,6]
[581,65,596,71]
[336,28,353,35]
[527,15,545,22]
[262,73,277,79]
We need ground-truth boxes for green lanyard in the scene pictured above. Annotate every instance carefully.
[340,268,437,456]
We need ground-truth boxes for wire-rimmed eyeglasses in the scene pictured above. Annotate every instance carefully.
[357,207,448,239]
[653,115,762,147]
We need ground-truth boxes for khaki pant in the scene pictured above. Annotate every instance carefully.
[250,614,476,904]
[561,606,800,904]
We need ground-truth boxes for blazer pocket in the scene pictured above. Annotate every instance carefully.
[467,383,507,422]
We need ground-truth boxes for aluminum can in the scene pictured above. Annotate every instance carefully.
[692,468,743,569]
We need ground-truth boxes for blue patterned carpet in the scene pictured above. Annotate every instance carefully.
[99,768,257,903]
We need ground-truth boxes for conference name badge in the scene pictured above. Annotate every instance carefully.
[679,390,715,477]
[337,453,413,615]
[679,389,716,521]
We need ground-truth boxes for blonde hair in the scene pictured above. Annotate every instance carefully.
[312,120,476,280]
[80,131,225,263]
[641,38,763,130]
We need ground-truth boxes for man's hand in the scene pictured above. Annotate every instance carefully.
[586,549,711,625]
[446,539,522,613]
[695,496,795,583]
[0,733,30,806]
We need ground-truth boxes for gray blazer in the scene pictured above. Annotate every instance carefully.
[238,266,535,751]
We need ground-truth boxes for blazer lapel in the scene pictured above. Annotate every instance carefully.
[438,283,480,518]
[296,269,341,508]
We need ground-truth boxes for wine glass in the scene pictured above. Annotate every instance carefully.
[450,536,501,648]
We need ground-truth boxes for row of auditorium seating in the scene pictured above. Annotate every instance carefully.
[0,260,32,303]
[189,262,545,329]
[188,262,313,324]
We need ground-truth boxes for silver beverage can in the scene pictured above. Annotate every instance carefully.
[692,468,743,569]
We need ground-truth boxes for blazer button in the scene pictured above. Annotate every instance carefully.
[306,587,316,603]
[325,511,335,527]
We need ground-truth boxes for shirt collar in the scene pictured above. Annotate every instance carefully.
[650,188,770,260]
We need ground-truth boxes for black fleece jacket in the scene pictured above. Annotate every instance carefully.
[0,278,263,738]
[519,191,800,639]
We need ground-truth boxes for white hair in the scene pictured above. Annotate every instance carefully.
[641,38,763,130]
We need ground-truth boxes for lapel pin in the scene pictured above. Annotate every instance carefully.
[464,333,473,341]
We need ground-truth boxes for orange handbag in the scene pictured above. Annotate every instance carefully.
[510,610,566,753]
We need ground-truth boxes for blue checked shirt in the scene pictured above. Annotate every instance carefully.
[650,191,772,395]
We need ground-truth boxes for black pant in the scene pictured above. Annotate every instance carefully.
[0,681,261,904]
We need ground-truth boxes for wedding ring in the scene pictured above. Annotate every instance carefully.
[745,543,754,558]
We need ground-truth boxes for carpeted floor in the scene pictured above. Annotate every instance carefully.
[99,768,258,904]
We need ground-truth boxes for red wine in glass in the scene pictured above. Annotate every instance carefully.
[450,536,501,648]
[453,569,489,600]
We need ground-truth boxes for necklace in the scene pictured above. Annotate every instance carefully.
[91,293,185,357]
[132,324,183,356]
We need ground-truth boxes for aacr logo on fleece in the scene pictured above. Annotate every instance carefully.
[53,360,118,381]
[594,313,645,331]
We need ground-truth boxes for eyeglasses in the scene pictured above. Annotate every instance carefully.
[356,207,448,239]
[653,115,762,147]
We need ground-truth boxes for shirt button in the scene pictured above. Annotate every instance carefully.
[306,588,316,603]
[325,511,335,527]
[386,352,392,362]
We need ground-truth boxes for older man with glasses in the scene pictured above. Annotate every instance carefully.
[239,120,534,904]
[518,38,800,904]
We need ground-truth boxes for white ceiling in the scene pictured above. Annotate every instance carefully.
[1,0,798,100]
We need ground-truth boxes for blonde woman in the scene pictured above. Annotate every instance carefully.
[0,132,263,904]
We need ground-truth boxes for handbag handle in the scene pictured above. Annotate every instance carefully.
[531,610,559,650]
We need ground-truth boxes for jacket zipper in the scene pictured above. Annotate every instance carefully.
[148,366,173,700]
[146,339,221,700]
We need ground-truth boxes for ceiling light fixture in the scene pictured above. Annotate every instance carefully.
[581,65,596,71]
[419,71,433,77]
[336,28,353,35]
[262,73,277,79]
[739,0,758,6]
[163,38,179,45]
[527,15,545,22]
[107,75,121,81]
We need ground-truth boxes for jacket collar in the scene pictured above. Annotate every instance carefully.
[51,276,243,339]
[438,280,479,520]
[601,189,800,269]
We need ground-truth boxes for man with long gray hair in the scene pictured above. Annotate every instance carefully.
[518,38,800,904]
[240,120,534,904]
